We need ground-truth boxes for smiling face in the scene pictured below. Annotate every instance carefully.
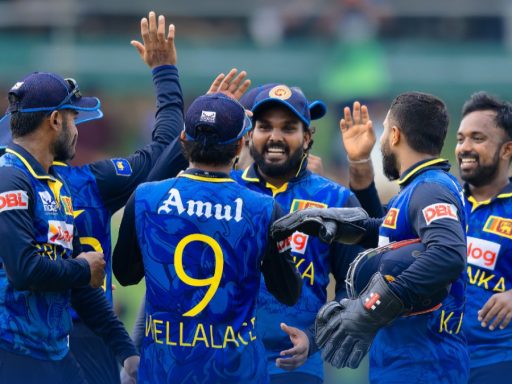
[455,110,507,187]
[249,104,311,180]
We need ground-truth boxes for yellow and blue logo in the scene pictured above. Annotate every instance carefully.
[111,158,132,177]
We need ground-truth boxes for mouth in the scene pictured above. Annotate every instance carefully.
[459,156,478,171]
[264,145,288,162]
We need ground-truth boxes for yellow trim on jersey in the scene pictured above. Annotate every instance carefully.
[6,148,56,181]
[52,161,68,167]
[265,182,289,197]
[178,174,235,183]
[397,158,447,185]
[497,192,512,199]
[467,191,512,212]
[47,179,63,207]
[241,167,259,182]
[73,209,85,218]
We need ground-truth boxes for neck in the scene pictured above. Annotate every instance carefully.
[13,135,54,173]
[399,152,437,177]
[189,161,232,175]
[468,172,510,202]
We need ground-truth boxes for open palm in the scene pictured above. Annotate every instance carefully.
[340,101,376,161]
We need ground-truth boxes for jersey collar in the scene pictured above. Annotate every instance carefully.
[463,178,512,210]
[240,155,310,185]
[178,168,234,183]
[6,143,58,181]
[397,158,450,187]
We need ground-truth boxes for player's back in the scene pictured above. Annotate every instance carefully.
[134,171,276,384]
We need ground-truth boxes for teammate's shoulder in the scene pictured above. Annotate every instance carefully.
[302,172,351,193]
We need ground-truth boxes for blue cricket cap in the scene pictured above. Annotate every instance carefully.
[184,93,252,145]
[252,84,327,127]
[0,72,103,133]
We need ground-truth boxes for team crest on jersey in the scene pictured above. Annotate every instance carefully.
[38,191,58,213]
[382,208,399,229]
[61,196,73,216]
[289,199,327,213]
[483,216,512,240]
[111,158,132,177]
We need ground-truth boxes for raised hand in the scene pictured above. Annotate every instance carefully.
[131,11,177,68]
[340,101,376,162]
[206,68,251,101]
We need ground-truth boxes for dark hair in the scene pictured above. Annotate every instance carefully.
[181,125,239,166]
[8,94,48,138]
[388,92,449,156]
[462,92,512,140]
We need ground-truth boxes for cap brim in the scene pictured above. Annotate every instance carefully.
[59,96,103,125]
[252,98,311,127]
[0,96,103,133]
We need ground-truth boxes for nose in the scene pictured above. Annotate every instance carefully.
[268,128,284,142]
[456,136,472,154]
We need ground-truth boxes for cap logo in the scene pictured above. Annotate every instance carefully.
[269,85,292,100]
[10,82,23,91]
[200,111,216,123]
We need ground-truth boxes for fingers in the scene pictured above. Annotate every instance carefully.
[361,105,370,123]
[148,11,157,42]
[489,307,508,331]
[500,311,512,330]
[352,101,361,124]
[219,68,238,91]
[479,296,497,327]
[167,24,175,49]
[227,70,247,94]
[130,40,145,58]
[478,295,494,322]
[140,17,150,46]
[233,79,252,100]
[157,14,165,42]
[343,106,352,127]
[276,355,303,371]
[207,73,225,94]
[280,322,294,337]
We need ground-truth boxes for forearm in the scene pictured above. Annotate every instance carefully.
[349,160,375,191]
[113,193,145,285]
[352,181,384,219]
[132,297,146,352]
[152,65,184,144]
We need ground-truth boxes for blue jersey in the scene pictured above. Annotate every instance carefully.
[51,65,187,314]
[0,144,90,360]
[131,169,287,384]
[373,158,468,383]
[462,181,512,368]
[232,161,362,380]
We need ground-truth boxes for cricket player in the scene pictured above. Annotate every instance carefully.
[456,92,512,383]
[231,84,365,384]
[112,92,302,384]
[274,93,469,383]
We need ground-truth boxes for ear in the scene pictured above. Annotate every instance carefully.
[391,126,401,147]
[303,128,312,151]
[49,110,62,131]
[501,140,512,161]
[180,130,187,140]
[233,138,243,155]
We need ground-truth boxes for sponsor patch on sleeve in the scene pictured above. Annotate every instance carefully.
[111,158,132,177]
[422,203,458,225]
[0,190,29,212]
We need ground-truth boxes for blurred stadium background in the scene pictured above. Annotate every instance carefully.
[2,0,512,382]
